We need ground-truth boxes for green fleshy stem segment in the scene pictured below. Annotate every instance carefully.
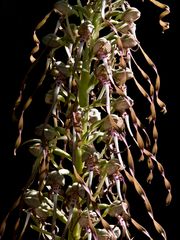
[78,46,91,107]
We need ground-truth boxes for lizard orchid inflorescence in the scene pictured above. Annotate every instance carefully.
[0,0,171,239]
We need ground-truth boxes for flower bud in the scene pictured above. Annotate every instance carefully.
[78,20,94,41]
[79,210,98,228]
[29,143,42,157]
[65,183,85,206]
[96,225,121,239]
[108,200,128,217]
[106,159,121,176]
[46,170,65,187]
[101,114,125,132]
[42,33,62,48]
[113,67,133,86]
[34,202,52,219]
[35,124,57,141]
[88,108,101,123]
[95,64,109,83]
[54,1,73,16]
[113,96,131,114]
[121,7,141,23]
[24,189,42,208]
[121,33,138,49]
[93,37,111,59]
[96,229,110,239]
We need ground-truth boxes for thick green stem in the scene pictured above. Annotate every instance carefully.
[68,208,81,240]
[74,146,83,175]
[78,46,91,107]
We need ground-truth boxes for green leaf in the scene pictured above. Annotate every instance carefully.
[53,147,72,160]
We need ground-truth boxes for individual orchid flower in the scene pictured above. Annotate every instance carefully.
[105,159,125,202]
[108,200,131,239]
[79,210,99,239]
[78,20,94,57]
[93,37,117,89]
[82,144,100,189]
[95,63,112,114]
[61,182,86,239]
[96,225,121,240]
[46,169,69,236]
[101,114,125,168]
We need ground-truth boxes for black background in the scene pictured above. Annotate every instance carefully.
[0,0,178,239]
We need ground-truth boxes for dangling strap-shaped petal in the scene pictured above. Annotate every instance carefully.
[128,107,145,160]
[38,148,49,192]
[0,195,22,238]
[124,170,167,240]
[131,217,153,240]
[17,211,31,240]
[152,159,172,206]
[139,45,167,114]
[14,58,51,155]
[148,0,170,32]
[30,10,53,63]
[121,134,135,176]
[130,53,155,101]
